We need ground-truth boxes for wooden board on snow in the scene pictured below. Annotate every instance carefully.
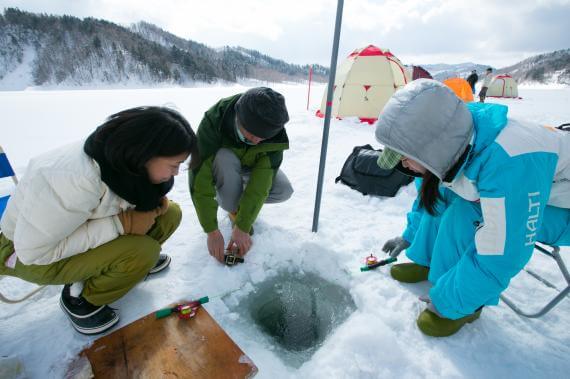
[67,305,257,379]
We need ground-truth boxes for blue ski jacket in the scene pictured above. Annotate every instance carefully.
[409,103,570,318]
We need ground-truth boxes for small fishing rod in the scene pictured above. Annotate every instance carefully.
[155,296,210,319]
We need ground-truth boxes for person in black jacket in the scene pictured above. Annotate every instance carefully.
[466,70,478,94]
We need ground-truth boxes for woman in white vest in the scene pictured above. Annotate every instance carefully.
[0,106,199,334]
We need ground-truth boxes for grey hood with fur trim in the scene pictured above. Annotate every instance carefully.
[374,79,474,180]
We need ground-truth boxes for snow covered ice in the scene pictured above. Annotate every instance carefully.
[1,84,569,378]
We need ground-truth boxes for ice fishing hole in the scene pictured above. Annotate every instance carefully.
[246,271,356,366]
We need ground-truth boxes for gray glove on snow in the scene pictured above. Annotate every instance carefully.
[382,236,410,258]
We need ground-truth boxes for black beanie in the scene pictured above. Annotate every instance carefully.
[234,87,289,139]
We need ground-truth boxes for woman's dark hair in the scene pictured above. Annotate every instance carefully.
[419,171,441,216]
[419,145,471,216]
[91,106,200,175]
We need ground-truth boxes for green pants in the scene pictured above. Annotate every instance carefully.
[0,201,182,305]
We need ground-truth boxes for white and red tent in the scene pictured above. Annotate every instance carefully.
[487,74,519,98]
[316,45,410,124]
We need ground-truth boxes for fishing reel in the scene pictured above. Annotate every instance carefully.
[224,250,245,266]
[175,303,198,319]
[365,254,378,266]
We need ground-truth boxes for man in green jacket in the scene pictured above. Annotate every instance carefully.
[189,87,293,262]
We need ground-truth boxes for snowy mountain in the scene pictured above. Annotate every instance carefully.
[131,22,329,84]
[1,7,567,90]
[420,49,570,86]
[496,49,570,86]
[421,63,494,81]
[0,8,328,90]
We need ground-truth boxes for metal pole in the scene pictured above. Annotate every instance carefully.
[312,0,344,232]
[306,65,313,111]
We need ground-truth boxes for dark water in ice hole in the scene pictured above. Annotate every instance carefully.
[241,271,356,367]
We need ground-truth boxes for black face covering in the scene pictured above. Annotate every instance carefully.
[395,162,423,178]
[84,133,173,212]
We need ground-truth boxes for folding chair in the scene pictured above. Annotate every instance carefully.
[500,243,570,318]
[0,145,18,219]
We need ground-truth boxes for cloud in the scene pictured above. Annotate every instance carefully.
[343,0,451,33]
[337,0,570,66]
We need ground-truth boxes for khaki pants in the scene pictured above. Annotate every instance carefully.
[212,148,293,213]
[0,202,182,305]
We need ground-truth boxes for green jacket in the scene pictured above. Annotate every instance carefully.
[189,94,289,233]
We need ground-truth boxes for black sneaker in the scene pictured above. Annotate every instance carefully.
[148,253,171,274]
[60,284,119,335]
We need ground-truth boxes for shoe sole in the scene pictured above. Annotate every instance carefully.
[71,314,120,335]
[59,300,120,335]
[148,254,171,274]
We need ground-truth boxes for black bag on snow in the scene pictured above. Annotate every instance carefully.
[335,144,414,197]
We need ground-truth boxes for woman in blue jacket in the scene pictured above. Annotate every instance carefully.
[375,79,570,337]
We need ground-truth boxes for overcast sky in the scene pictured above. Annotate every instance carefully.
[1,0,569,68]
